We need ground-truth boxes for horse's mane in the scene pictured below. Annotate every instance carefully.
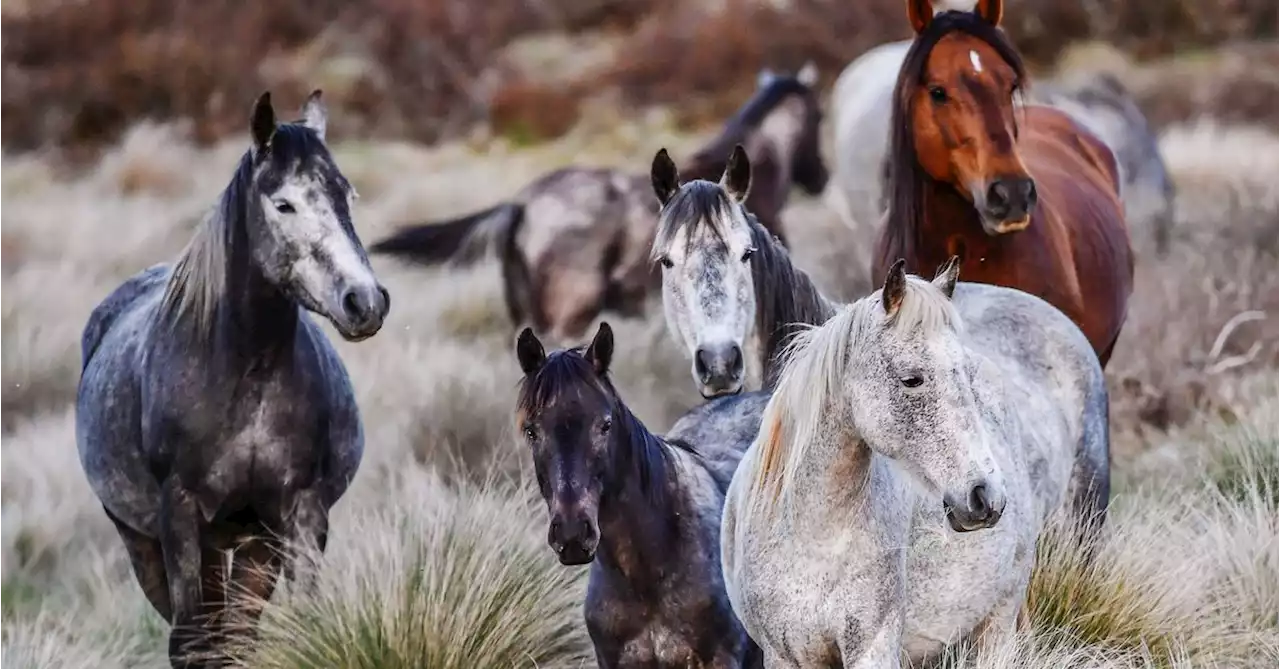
[688,75,814,176]
[882,11,1027,269]
[159,124,334,337]
[744,275,961,520]
[516,348,695,510]
[650,180,743,260]
[744,222,838,390]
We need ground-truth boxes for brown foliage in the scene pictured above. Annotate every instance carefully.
[2,0,1276,153]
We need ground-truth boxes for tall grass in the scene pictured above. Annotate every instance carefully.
[226,468,591,669]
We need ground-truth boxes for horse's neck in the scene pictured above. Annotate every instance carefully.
[900,176,985,268]
[789,425,874,517]
[208,206,299,360]
[596,414,686,583]
[751,224,839,388]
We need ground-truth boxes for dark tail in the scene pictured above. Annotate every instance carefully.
[370,202,523,267]
[498,201,537,330]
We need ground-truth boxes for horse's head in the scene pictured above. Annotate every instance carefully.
[514,323,619,565]
[651,146,757,399]
[850,257,1006,532]
[245,91,389,341]
[902,0,1035,235]
[760,62,829,196]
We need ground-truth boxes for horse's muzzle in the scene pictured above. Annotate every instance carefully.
[943,482,1005,532]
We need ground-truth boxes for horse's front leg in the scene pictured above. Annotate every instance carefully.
[160,479,210,668]
[839,607,904,669]
[284,487,329,593]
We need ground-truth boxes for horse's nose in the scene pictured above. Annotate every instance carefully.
[548,509,598,565]
[339,283,389,336]
[694,342,744,397]
[984,177,1036,230]
[943,480,1006,532]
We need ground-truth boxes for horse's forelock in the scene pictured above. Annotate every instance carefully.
[652,181,739,261]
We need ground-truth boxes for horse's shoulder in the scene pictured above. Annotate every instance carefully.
[1025,106,1122,195]
[80,263,170,368]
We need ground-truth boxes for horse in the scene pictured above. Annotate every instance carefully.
[373,64,828,345]
[76,91,389,668]
[514,322,764,668]
[720,259,1111,668]
[830,34,1174,257]
[872,0,1134,369]
[651,144,840,398]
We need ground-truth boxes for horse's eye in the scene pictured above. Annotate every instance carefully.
[901,374,924,389]
[741,247,755,263]
[659,255,674,269]
[274,201,296,215]
[600,417,612,434]
[928,86,947,104]
[523,426,538,442]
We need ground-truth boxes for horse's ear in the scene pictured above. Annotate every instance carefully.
[585,322,614,376]
[907,0,934,33]
[516,327,546,376]
[300,89,327,142]
[722,144,752,204]
[251,91,277,153]
[974,0,1003,26]
[757,67,775,88]
[651,148,680,206]
[932,255,960,299]
[796,61,819,87]
[882,258,907,318]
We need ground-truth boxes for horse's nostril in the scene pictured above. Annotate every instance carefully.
[969,484,989,516]
[342,290,364,322]
[729,345,744,375]
[987,182,1009,209]
[694,349,711,381]
[1024,180,1038,206]
[376,285,391,318]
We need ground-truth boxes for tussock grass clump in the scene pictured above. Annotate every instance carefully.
[1025,479,1278,667]
[227,468,591,669]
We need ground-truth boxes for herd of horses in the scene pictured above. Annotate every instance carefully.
[75,1,1157,667]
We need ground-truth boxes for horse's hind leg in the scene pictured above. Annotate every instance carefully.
[104,505,173,622]
[160,480,211,668]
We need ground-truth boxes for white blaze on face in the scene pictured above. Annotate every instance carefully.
[969,50,984,74]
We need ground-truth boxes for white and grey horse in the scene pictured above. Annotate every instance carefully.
[651,144,839,398]
[76,91,388,667]
[829,36,1175,256]
[720,260,1111,668]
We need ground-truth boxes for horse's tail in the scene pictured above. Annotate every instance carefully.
[369,202,523,267]
[497,200,537,329]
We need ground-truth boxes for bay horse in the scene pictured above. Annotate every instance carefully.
[830,37,1174,257]
[873,0,1134,369]
[721,259,1111,667]
[651,145,839,398]
[76,91,388,668]
[373,64,828,345]
[514,322,764,668]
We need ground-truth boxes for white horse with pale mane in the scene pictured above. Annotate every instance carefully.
[720,259,1111,668]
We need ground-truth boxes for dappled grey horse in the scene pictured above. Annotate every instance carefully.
[721,260,1110,667]
[651,144,841,398]
[514,322,767,668]
[76,91,389,667]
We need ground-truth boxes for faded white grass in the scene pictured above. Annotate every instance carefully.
[226,465,591,669]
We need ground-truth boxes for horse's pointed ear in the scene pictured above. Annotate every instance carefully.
[651,148,680,206]
[300,89,327,142]
[907,0,934,33]
[251,91,277,153]
[722,144,752,204]
[974,0,1003,26]
[585,322,614,376]
[882,258,908,318]
[932,255,960,299]
[516,327,546,376]
[797,61,819,87]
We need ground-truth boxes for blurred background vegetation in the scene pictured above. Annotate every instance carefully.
[3,0,1277,156]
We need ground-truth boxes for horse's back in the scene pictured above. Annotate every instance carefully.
[80,263,170,368]
[668,391,770,491]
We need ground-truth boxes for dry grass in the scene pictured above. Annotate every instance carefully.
[1,76,1276,667]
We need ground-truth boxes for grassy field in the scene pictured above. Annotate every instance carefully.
[1,69,1277,667]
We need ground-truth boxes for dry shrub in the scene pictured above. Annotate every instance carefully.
[488,80,584,145]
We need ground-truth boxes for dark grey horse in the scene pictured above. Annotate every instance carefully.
[514,322,764,668]
[75,91,389,668]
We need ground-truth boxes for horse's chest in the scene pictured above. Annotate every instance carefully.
[588,586,730,668]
